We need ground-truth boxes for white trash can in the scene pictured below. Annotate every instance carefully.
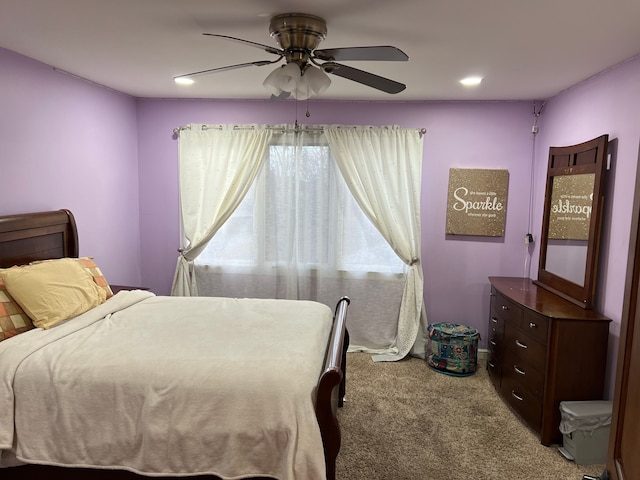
[558,400,612,466]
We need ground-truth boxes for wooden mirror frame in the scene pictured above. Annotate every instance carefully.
[535,134,609,309]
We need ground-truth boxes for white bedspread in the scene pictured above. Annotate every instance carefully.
[0,291,333,479]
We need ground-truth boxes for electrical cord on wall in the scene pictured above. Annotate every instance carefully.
[524,101,545,278]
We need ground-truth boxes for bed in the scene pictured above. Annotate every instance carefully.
[0,209,349,480]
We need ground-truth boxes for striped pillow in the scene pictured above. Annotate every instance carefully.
[74,257,114,299]
[0,274,34,342]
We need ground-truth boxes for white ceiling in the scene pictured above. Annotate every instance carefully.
[2,0,639,102]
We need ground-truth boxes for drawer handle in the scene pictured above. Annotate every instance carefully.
[529,322,538,329]
[488,361,495,369]
[511,391,524,402]
[501,305,509,311]
[490,339,497,346]
[491,317,498,324]
[514,365,526,375]
[490,292,495,297]
[515,340,528,349]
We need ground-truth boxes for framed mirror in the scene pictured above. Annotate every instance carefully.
[535,134,609,309]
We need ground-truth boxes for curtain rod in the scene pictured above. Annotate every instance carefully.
[173,124,426,137]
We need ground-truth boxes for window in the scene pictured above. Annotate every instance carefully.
[196,139,404,275]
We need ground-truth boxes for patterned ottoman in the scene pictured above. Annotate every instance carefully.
[426,322,479,376]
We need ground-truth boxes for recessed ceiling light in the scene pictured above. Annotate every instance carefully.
[460,76,483,87]
[174,77,194,86]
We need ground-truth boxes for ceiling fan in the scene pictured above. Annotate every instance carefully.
[174,13,409,99]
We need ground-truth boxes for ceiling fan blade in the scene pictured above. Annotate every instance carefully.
[202,33,283,56]
[313,46,408,62]
[175,59,281,79]
[322,63,406,94]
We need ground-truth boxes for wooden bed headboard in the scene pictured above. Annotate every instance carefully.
[0,209,78,268]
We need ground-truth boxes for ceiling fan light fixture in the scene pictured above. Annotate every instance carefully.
[263,66,285,96]
[263,63,330,100]
[293,73,311,100]
[263,63,302,96]
[279,63,302,92]
[304,65,331,95]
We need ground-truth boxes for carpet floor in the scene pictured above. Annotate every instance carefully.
[336,352,607,480]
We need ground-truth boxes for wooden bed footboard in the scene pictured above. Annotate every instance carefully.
[315,296,350,480]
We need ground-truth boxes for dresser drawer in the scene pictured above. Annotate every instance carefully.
[488,312,505,338]
[487,352,502,389]
[494,292,523,324]
[488,332,503,362]
[504,323,546,372]
[501,375,542,432]
[488,311,504,358]
[519,311,549,345]
[503,348,545,399]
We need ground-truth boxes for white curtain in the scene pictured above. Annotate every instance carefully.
[173,123,426,361]
[193,126,409,354]
[325,126,426,362]
[171,124,273,296]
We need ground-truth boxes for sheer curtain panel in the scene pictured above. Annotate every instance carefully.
[173,123,426,360]
[193,126,408,354]
[325,126,426,361]
[171,124,273,296]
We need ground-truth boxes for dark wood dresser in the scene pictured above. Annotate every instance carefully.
[487,276,610,446]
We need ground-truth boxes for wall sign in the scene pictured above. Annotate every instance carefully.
[446,168,509,237]
[548,173,594,241]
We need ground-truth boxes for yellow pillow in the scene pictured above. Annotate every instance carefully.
[31,257,114,299]
[0,259,107,329]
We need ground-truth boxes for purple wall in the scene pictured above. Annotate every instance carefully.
[3,44,640,399]
[531,55,640,396]
[136,99,534,346]
[0,48,141,285]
